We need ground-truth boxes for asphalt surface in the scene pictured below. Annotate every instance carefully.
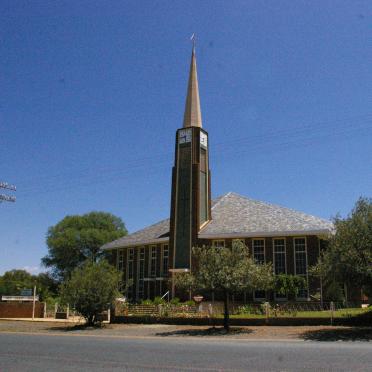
[1,333,371,371]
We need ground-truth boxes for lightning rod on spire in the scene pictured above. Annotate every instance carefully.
[190,33,196,51]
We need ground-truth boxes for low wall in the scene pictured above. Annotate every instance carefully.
[112,315,372,327]
[0,302,44,318]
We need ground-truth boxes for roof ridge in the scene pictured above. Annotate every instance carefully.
[132,217,170,232]
[211,192,232,210]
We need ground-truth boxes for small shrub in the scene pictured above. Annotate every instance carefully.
[45,296,59,307]
[324,281,345,302]
[237,304,263,315]
[272,304,280,317]
[260,302,270,315]
[60,260,121,325]
[141,299,153,305]
[237,304,254,315]
[183,300,196,306]
[163,309,169,317]
[275,274,306,298]
[287,308,298,317]
[170,297,180,305]
[153,296,166,305]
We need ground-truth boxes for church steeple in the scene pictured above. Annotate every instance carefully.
[169,41,211,275]
[183,46,202,128]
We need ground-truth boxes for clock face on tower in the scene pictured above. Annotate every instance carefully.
[178,128,192,144]
[200,132,208,147]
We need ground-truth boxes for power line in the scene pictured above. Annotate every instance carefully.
[0,182,17,191]
[14,115,372,192]
[15,120,371,199]
[10,112,372,187]
[16,120,372,197]
[0,181,16,203]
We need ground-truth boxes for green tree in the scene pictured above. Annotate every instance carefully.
[315,197,372,299]
[60,260,122,325]
[42,212,127,280]
[36,272,59,300]
[0,270,34,296]
[275,274,306,298]
[175,241,274,331]
[0,270,58,301]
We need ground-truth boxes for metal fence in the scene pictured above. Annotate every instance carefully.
[114,301,364,319]
[115,303,198,317]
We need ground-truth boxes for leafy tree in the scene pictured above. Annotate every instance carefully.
[0,269,58,300]
[0,270,34,296]
[60,260,122,325]
[42,212,127,281]
[275,274,306,298]
[36,272,59,300]
[175,241,274,331]
[309,261,345,302]
[314,197,372,299]
[323,281,345,302]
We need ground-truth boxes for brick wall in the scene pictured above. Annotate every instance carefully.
[0,302,44,318]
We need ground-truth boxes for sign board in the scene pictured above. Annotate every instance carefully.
[21,289,33,296]
[1,295,39,302]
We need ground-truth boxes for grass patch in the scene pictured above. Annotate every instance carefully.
[228,308,369,319]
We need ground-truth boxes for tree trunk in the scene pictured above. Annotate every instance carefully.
[87,314,95,326]
[223,290,230,332]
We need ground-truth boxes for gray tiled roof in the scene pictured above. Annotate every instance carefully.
[102,218,170,250]
[199,192,333,238]
[102,192,333,250]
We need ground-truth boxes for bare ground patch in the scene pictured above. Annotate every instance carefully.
[155,326,253,337]
[300,326,372,342]
[1,320,371,342]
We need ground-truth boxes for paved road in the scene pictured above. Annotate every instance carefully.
[0,333,371,371]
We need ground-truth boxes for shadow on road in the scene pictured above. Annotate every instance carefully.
[155,326,253,337]
[48,323,108,332]
[300,327,372,342]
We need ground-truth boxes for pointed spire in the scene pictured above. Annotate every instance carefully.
[183,42,202,128]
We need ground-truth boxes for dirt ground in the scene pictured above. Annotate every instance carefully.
[1,320,371,341]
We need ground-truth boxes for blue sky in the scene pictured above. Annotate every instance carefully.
[1,1,371,275]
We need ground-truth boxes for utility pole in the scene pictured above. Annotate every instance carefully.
[32,285,37,320]
[0,181,16,203]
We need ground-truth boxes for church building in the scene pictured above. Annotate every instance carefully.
[102,46,333,303]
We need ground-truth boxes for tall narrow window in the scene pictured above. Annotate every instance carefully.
[294,238,308,299]
[127,248,134,300]
[118,249,125,292]
[118,249,124,272]
[294,238,307,275]
[162,244,169,277]
[150,245,157,278]
[253,239,265,300]
[273,239,286,274]
[212,240,225,248]
[253,239,265,265]
[137,247,145,299]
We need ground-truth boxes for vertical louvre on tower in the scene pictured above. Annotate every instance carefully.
[199,145,208,226]
[174,140,192,269]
